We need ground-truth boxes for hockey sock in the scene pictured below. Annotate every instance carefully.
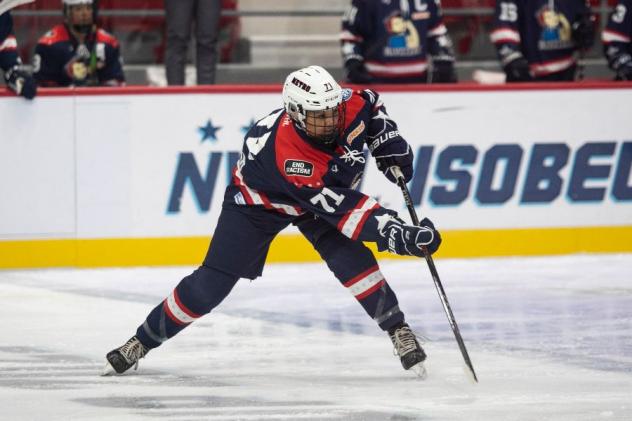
[306,228,406,332]
[136,265,239,349]
[341,265,405,331]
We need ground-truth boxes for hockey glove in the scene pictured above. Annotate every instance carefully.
[369,134,414,184]
[376,214,441,257]
[504,57,532,82]
[617,63,632,81]
[612,55,632,81]
[345,58,373,84]
[431,61,457,83]
[572,12,595,51]
[4,65,36,100]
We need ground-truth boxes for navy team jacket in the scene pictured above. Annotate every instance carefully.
[491,0,591,77]
[602,0,632,74]
[341,0,454,83]
[33,24,125,87]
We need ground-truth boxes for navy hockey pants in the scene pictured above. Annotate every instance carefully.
[136,204,405,349]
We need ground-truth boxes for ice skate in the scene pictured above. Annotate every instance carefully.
[101,336,149,376]
[389,323,427,379]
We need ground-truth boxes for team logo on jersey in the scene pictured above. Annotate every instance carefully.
[284,159,314,177]
[384,14,422,57]
[536,6,572,50]
[347,121,365,145]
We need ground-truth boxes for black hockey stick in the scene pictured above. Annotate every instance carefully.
[391,166,478,383]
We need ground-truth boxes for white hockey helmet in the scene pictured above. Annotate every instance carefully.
[282,65,345,144]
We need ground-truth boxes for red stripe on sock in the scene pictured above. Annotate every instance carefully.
[355,279,385,300]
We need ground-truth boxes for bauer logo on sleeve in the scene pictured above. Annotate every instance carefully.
[284,159,314,177]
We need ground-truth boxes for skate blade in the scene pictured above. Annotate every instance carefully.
[410,362,427,380]
[100,361,117,376]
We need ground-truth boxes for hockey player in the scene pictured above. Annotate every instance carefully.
[602,0,632,80]
[0,10,36,99]
[341,0,457,84]
[103,65,442,379]
[33,0,124,87]
[490,0,595,81]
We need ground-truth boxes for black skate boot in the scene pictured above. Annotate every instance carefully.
[388,323,427,378]
[101,336,149,376]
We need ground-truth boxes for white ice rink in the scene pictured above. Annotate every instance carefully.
[1,254,631,421]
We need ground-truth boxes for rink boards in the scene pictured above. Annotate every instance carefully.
[1,83,631,268]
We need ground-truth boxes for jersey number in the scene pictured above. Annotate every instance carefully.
[612,5,627,24]
[310,188,345,213]
[343,6,358,24]
[499,2,518,22]
[244,109,282,159]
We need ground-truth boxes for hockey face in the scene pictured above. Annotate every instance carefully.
[304,105,344,144]
[66,3,94,32]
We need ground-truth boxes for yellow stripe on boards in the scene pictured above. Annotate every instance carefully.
[0,226,631,269]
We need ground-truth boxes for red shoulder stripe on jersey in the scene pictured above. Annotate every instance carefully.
[38,24,70,46]
[96,29,120,48]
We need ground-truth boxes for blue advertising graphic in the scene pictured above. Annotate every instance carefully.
[168,116,632,214]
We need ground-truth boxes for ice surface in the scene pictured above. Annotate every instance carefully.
[1,254,631,420]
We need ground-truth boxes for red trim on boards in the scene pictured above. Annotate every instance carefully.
[1,81,632,98]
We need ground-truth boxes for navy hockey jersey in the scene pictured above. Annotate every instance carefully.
[341,0,455,83]
[602,0,632,75]
[0,12,19,73]
[225,89,401,243]
[33,24,124,87]
[491,0,591,77]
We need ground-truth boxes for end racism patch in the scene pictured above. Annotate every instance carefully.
[284,159,314,177]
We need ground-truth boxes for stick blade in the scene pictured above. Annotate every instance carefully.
[463,363,478,384]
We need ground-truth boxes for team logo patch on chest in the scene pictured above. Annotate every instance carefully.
[284,159,314,177]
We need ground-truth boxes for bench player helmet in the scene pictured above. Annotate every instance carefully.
[63,0,97,35]
[282,65,345,145]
